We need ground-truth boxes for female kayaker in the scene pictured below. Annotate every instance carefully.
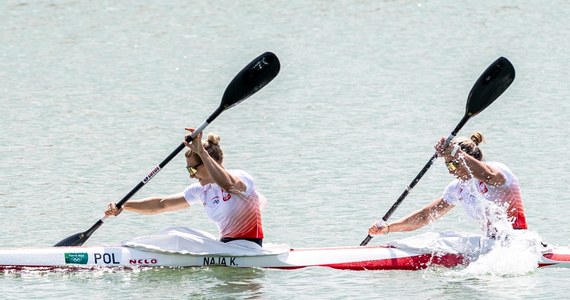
[368,131,527,238]
[105,128,266,247]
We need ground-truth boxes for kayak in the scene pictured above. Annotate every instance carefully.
[1,230,569,271]
[1,243,569,271]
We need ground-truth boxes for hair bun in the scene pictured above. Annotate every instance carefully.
[470,131,485,146]
[207,133,221,145]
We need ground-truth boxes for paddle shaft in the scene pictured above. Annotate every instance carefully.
[359,115,469,246]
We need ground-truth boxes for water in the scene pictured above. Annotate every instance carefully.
[1,0,569,299]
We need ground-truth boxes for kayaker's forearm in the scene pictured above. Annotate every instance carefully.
[389,203,446,233]
[390,214,432,232]
[454,149,506,186]
[123,198,167,214]
[200,153,246,193]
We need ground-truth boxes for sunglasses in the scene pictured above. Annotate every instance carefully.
[186,162,203,176]
[445,160,460,171]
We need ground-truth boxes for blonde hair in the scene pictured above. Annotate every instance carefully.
[184,133,224,163]
[454,131,485,161]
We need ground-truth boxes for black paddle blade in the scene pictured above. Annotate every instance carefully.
[220,52,280,110]
[55,220,102,247]
[466,57,515,117]
[54,231,88,247]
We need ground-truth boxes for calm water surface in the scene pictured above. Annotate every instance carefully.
[1,0,569,299]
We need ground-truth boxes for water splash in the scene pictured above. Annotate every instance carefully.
[446,230,544,278]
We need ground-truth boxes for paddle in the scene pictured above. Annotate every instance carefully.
[54,52,281,247]
[360,57,515,246]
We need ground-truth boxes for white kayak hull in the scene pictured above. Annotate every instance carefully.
[1,244,569,271]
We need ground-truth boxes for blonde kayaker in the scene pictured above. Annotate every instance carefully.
[368,132,527,238]
[105,128,266,246]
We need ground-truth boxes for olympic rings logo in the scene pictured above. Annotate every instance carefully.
[64,253,88,264]
[69,257,83,263]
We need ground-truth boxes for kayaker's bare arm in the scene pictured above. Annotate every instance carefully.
[369,198,454,235]
[460,153,506,186]
[105,193,189,216]
[437,137,506,187]
[200,151,246,194]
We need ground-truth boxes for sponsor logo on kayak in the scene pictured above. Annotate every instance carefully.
[129,258,158,265]
[65,252,88,264]
[142,166,161,183]
[203,256,237,266]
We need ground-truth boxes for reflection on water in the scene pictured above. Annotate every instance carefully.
[119,267,267,299]
[3,266,268,299]
[437,275,538,300]
[154,267,266,299]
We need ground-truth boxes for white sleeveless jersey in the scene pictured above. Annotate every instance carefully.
[442,162,527,231]
[183,169,264,239]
